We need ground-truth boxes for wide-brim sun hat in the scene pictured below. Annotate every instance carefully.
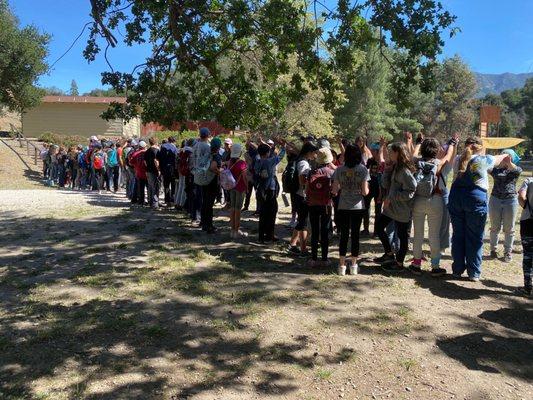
[317,147,334,165]
[230,143,243,158]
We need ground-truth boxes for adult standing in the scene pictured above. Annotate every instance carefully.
[410,136,457,276]
[489,149,522,262]
[448,137,510,281]
[191,128,212,225]
[144,137,161,209]
[227,143,248,239]
[106,142,120,192]
[374,143,417,272]
[332,144,370,275]
[130,141,148,205]
[306,147,336,268]
[200,137,222,233]
[158,136,179,206]
[288,142,319,255]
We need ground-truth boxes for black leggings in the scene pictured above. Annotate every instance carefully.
[309,205,331,261]
[258,189,278,240]
[375,214,410,263]
[337,209,365,257]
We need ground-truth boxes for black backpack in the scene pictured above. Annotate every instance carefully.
[282,158,300,193]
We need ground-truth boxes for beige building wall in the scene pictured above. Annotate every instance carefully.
[22,103,139,138]
[123,116,141,137]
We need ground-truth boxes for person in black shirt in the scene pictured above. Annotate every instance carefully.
[363,158,382,236]
[201,137,222,233]
[144,137,161,209]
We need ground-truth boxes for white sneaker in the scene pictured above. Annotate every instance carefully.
[349,263,359,275]
[338,265,346,276]
[236,230,248,237]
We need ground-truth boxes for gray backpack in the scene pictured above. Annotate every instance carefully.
[414,160,438,198]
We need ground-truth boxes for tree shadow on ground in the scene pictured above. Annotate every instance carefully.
[1,201,532,399]
[436,299,533,381]
[0,206,374,399]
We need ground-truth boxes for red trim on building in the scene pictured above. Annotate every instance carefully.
[141,121,230,136]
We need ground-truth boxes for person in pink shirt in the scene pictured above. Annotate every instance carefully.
[227,143,249,239]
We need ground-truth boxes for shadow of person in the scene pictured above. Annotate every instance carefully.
[436,332,533,380]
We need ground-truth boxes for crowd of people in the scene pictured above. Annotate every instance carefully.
[38,128,532,296]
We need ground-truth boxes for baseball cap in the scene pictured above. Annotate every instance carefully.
[211,137,222,150]
[224,138,233,145]
[267,139,275,146]
[199,127,210,138]
[139,141,147,148]
[230,143,243,158]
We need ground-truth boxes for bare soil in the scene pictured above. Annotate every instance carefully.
[0,174,531,399]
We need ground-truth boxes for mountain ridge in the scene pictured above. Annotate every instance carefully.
[475,72,533,97]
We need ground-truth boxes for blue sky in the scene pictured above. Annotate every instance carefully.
[9,0,533,94]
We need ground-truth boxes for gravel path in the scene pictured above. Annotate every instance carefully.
[0,189,130,215]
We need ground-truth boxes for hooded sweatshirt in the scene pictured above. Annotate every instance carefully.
[382,166,417,223]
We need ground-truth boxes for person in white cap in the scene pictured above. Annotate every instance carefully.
[221,138,234,207]
[226,143,249,239]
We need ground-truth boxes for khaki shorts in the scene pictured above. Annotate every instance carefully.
[230,189,245,210]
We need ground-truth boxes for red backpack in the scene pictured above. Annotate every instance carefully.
[178,150,191,177]
[306,167,333,206]
[93,152,104,170]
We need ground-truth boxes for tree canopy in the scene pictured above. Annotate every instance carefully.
[0,0,49,112]
[86,0,456,129]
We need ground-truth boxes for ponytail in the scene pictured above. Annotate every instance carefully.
[458,146,473,174]
[458,137,483,175]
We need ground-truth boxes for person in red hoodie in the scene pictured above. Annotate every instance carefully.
[130,141,148,206]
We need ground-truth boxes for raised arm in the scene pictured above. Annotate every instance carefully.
[436,133,459,173]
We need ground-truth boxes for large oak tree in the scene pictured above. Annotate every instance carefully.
[0,0,49,112]
[86,0,456,129]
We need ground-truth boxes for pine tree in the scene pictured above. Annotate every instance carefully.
[69,80,79,96]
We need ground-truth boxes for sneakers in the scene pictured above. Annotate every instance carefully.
[288,245,301,255]
[408,264,422,276]
[382,262,405,273]
[430,267,447,277]
[338,265,347,276]
[468,276,480,282]
[503,252,512,262]
[374,253,395,264]
[349,263,359,275]
[489,250,498,259]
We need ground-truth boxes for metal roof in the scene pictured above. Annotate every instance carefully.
[42,96,127,104]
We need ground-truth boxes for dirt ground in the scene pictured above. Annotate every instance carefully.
[0,174,532,399]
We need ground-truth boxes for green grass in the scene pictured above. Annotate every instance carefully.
[315,369,333,380]
[399,358,418,372]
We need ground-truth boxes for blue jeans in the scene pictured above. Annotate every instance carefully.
[489,196,518,254]
[448,186,488,278]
